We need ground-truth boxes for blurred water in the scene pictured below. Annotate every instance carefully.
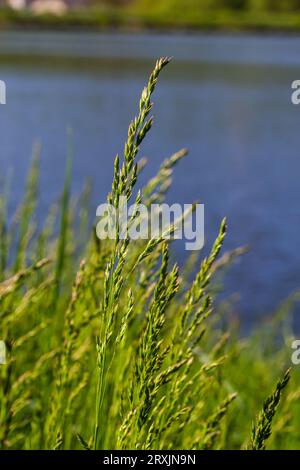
[0,31,300,328]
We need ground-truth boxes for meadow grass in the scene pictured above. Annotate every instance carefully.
[0,58,299,450]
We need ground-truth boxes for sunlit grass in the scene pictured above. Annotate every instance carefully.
[0,58,299,450]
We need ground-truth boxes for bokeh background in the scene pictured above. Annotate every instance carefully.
[0,0,300,330]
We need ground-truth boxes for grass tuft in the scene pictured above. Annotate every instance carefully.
[0,58,298,450]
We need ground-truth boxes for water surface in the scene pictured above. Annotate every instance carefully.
[0,31,300,328]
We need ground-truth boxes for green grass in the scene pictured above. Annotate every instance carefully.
[0,58,299,450]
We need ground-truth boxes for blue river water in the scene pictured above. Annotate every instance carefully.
[0,31,300,329]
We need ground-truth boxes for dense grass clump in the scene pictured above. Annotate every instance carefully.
[0,58,299,450]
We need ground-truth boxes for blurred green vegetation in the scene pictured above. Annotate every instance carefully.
[1,0,300,31]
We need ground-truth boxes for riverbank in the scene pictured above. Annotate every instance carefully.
[1,7,300,34]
